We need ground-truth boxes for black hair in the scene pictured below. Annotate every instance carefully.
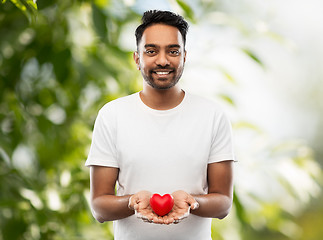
[135,10,189,49]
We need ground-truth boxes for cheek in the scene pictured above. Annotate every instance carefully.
[177,55,185,65]
[176,59,185,70]
[140,57,153,69]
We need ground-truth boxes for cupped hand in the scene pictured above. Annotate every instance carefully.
[128,190,164,224]
[163,190,199,224]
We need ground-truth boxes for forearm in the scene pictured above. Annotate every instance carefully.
[191,193,232,219]
[91,194,134,222]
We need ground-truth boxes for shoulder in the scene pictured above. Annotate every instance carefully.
[185,92,225,115]
[99,92,138,115]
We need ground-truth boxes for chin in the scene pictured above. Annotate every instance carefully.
[152,83,176,90]
[146,78,179,90]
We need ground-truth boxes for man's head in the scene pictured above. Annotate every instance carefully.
[135,10,189,50]
[134,10,189,90]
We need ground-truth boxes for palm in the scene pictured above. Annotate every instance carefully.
[130,190,197,224]
[172,202,189,216]
[169,193,190,220]
[130,191,163,223]
[136,200,155,221]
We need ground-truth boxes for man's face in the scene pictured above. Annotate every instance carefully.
[134,24,186,90]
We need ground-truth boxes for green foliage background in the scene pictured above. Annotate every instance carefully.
[1,0,322,239]
[0,0,141,239]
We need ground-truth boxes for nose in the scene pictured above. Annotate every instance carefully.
[155,51,170,67]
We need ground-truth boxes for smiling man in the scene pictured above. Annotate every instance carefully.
[134,21,187,110]
[135,24,185,90]
[85,10,235,240]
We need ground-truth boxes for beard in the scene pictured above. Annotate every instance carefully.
[141,66,184,90]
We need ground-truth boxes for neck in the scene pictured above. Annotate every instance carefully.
[140,84,185,110]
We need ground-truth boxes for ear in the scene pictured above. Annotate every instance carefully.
[184,50,187,63]
[133,51,140,70]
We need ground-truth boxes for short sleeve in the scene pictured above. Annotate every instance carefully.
[208,112,236,163]
[85,105,119,168]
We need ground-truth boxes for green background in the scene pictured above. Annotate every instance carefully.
[1,0,322,239]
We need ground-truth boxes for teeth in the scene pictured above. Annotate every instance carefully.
[155,72,170,75]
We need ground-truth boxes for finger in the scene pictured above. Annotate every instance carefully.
[169,208,177,216]
[160,215,168,224]
[191,201,199,210]
[169,211,179,220]
[136,211,153,223]
[187,196,199,210]
[173,219,180,224]
[152,216,163,224]
[128,195,134,209]
[165,216,174,225]
[133,203,139,210]
[145,218,154,223]
[147,213,155,221]
[129,195,140,210]
[135,210,145,219]
[137,199,150,210]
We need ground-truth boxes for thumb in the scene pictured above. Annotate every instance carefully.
[187,195,199,210]
[128,195,138,210]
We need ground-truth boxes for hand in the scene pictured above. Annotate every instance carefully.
[128,191,164,224]
[163,190,199,224]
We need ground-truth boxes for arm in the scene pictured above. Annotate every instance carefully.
[90,166,134,222]
[191,160,234,219]
[90,165,162,223]
[168,160,234,222]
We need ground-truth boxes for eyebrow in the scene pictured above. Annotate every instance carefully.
[144,44,181,49]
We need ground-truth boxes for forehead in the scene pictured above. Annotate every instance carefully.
[140,24,183,48]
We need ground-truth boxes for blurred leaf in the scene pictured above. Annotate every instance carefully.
[233,192,248,225]
[217,67,236,84]
[1,1,322,240]
[233,121,264,133]
[94,0,110,8]
[52,48,72,83]
[242,48,264,68]
[2,217,28,239]
[218,93,235,106]
[92,3,108,41]
[10,0,37,11]
[36,0,55,10]
[10,0,38,22]
[0,0,137,238]
[176,0,196,23]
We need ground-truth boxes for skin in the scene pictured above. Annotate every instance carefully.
[90,23,234,225]
[133,24,186,110]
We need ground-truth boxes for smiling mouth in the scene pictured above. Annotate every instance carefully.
[155,72,170,75]
[152,70,173,76]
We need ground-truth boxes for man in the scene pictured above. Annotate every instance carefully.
[85,10,235,240]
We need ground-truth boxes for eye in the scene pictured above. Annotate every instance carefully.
[145,49,156,55]
[169,50,180,56]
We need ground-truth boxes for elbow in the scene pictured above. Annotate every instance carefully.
[90,203,105,223]
[217,209,230,219]
[93,213,105,223]
[216,197,233,220]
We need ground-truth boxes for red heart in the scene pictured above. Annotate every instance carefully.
[150,193,174,216]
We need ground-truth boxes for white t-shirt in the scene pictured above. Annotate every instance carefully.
[85,91,235,240]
